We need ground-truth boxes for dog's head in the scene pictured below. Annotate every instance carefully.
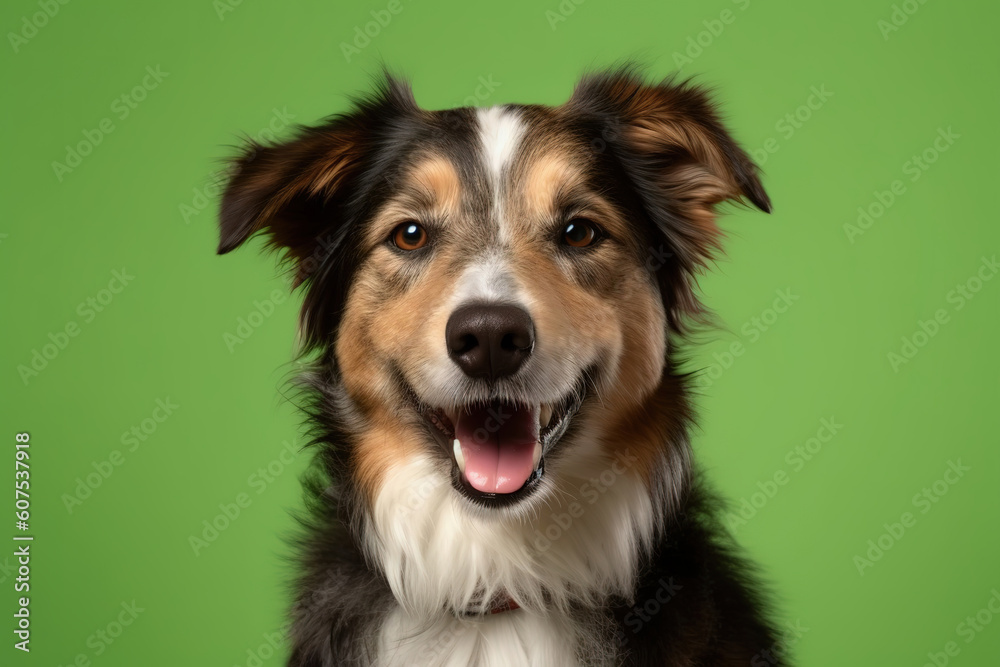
[218,69,768,519]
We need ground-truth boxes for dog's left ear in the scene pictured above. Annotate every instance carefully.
[568,68,770,326]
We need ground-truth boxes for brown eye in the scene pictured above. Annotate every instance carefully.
[562,219,600,248]
[391,222,428,250]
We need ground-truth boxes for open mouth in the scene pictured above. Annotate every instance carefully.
[419,380,587,507]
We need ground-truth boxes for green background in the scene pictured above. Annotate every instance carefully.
[2,0,998,664]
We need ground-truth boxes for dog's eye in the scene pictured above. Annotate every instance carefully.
[561,219,601,248]
[391,222,428,251]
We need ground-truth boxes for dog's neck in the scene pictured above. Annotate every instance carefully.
[459,592,520,616]
[360,434,660,617]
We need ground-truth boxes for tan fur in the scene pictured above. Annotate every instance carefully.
[410,155,463,212]
[521,152,586,217]
[338,153,470,495]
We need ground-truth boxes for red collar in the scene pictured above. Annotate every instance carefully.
[489,595,520,614]
[459,594,520,616]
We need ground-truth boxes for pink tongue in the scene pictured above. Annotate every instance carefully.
[456,403,539,494]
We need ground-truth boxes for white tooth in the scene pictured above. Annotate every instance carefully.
[540,404,552,428]
[453,439,466,473]
[532,441,542,469]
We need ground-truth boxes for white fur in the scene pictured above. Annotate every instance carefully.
[377,608,583,667]
[367,430,655,665]
[477,106,525,245]
[450,252,519,304]
[476,106,525,184]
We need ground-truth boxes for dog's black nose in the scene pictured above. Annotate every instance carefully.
[446,304,534,380]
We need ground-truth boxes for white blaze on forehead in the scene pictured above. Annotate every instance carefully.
[476,106,526,183]
[477,106,525,246]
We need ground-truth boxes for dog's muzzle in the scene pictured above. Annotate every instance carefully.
[442,303,541,497]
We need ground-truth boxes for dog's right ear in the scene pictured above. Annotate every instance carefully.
[217,75,417,286]
[216,119,367,281]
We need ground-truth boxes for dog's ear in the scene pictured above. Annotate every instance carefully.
[217,115,376,292]
[217,75,416,286]
[217,75,418,350]
[217,123,364,270]
[567,67,770,328]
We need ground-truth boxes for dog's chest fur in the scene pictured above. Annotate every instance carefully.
[378,608,586,667]
[365,444,656,665]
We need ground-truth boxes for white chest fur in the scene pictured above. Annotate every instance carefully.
[364,440,659,666]
[377,608,582,667]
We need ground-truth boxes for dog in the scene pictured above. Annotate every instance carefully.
[217,66,784,666]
